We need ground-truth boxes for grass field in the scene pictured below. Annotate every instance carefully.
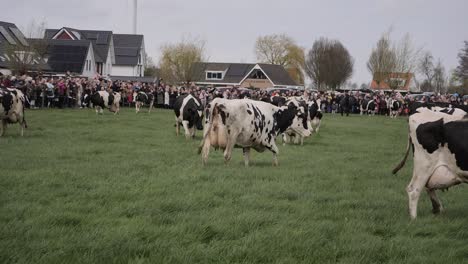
[1,108,467,264]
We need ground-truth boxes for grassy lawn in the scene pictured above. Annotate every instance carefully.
[1,108,467,264]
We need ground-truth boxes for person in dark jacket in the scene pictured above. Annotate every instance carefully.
[340,91,350,116]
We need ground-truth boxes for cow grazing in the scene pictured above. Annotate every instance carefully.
[389,99,401,118]
[135,91,155,113]
[393,105,467,219]
[282,98,311,145]
[86,91,121,115]
[308,99,323,133]
[199,98,311,166]
[174,94,204,139]
[0,88,27,136]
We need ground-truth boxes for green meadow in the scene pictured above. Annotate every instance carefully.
[1,108,467,264]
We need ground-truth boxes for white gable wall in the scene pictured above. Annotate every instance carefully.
[81,43,96,77]
[112,65,138,76]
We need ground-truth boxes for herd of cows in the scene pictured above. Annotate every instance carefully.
[0,87,467,219]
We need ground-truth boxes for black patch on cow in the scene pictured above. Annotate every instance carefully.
[274,105,296,134]
[443,121,468,170]
[90,92,105,108]
[227,129,231,134]
[416,119,445,154]
[440,108,455,115]
[1,91,13,113]
[218,108,227,125]
[108,93,114,106]
[247,109,252,115]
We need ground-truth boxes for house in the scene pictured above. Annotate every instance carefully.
[370,72,415,92]
[29,38,97,77]
[192,62,299,89]
[0,21,49,75]
[44,27,115,76]
[43,27,145,78]
[112,34,145,77]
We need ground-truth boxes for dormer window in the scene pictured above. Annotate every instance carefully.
[206,71,223,80]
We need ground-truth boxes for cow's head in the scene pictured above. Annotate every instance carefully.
[291,105,311,137]
[275,103,311,137]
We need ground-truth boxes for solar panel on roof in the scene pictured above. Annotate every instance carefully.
[228,64,250,76]
[96,34,108,44]
[115,47,138,56]
[9,27,29,46]
[86,33,98,40]
[0,26,17,45]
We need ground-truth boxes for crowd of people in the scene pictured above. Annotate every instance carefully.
[1,74,467,116]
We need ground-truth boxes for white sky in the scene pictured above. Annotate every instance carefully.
[3,0,468,84]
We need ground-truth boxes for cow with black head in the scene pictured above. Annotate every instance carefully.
[174,94,204,139]
[199,98,311,166]
[281,98,311,145]
[0,88,27,136]
[135,91,155,113]
[85,90,121,115]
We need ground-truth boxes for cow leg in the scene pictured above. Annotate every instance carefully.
[148,101,153,113]
[426,189,443,214]
[300,135,304,146]
[243,147,251,167]
[114,105,120,115]
[190,126,196,139]
[176,121,180,136]
[223,131,238,164]
[182,121,191,139]
[0,119,6,136]
[136,102,139,113]
[406,172,427,220]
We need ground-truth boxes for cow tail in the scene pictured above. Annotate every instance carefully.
[392,135,411,175]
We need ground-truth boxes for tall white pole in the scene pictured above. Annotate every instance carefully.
[133,0,137,34]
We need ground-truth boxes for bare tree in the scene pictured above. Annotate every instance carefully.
[367,31,422,90]
[144,54,159,77]
[433,59,446,93]
[418,51,434,88]
[158,37,207,85]
[455,41,468,86]
[5,18,48,74]
[255,34,305,84]
[367,32,396,86]
[305,38,354,90]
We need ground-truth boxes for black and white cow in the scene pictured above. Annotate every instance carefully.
[282,98,311,145]
[85,91,121,115]
[135,91,155,114]
[360,98,376,116]
[199,98,311,166]
[389,99,401,118]
[0,88,27,136]
[174,94,204,139]
[393,104,467,219]
[308,99,323,133]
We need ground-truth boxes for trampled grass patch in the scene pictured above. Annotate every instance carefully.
[1,108,467,263]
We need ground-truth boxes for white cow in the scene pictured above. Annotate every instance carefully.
[0,88,27,136]
[393,105,467,219]
[199,98,311,166]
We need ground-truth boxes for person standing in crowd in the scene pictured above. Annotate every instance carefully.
[340,91,350,116]
[164,86,170,109]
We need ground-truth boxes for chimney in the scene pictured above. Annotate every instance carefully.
[133,0,137,34]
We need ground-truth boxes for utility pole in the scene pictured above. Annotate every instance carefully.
[133,0,137,34]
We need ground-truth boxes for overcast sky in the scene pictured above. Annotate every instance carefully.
[3,0,468,84]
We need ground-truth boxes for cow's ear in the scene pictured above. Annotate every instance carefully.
[416,118,445,154]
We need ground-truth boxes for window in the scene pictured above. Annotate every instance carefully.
[206,71,223,80]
